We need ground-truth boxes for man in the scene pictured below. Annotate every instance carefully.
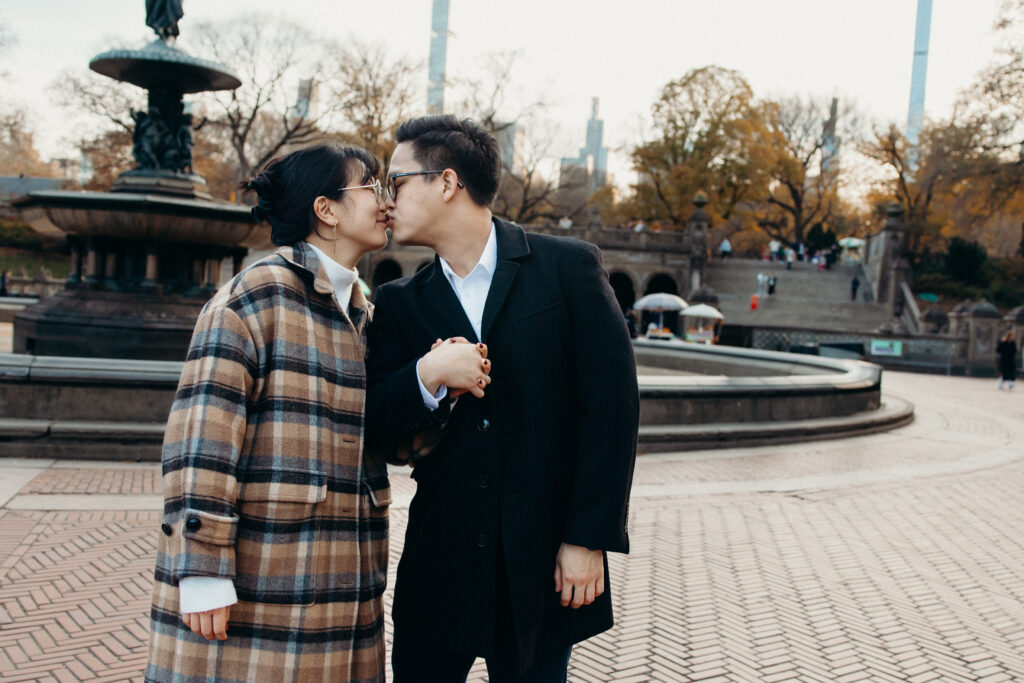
[365,116,638,681]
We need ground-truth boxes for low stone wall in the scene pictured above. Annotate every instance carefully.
[636,340,881,426]
[0,341,898,460]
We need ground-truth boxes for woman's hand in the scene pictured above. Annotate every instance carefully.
[182,606,231,641]
[420,337,491,398]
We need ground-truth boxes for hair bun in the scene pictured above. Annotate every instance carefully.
[251,194,274,222]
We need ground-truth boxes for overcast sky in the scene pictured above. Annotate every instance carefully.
[1,0,1009,179]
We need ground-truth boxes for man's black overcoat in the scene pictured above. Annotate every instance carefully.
[365,219,639,669]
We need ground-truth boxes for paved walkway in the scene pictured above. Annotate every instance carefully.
[1,371,1023,682]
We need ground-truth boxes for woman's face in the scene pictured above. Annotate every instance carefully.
[331,164,389,257]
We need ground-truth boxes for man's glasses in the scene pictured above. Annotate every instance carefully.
[339,178,386,203]
[387,170,464,201]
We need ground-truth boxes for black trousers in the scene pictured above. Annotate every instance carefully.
[392,540,572,683]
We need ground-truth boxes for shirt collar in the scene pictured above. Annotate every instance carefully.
[305,242,358,293]
[439,220,498,284]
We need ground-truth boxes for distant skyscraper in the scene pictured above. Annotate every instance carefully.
[494,122,523,175]
[560,97,608,193]
[427,0,451,115]
[906,0,932,168]
[821,97,840,182]
[292,79,318,120]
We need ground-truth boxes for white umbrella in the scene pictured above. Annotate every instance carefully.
[680,303,724,320]
[633,293,688,332]
[838,237,864,247]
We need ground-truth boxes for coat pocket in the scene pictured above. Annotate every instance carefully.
[235,468,326,605]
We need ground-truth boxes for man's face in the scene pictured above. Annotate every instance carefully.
[385,142,440,248]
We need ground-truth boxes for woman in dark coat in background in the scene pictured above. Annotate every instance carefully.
[997,330,1017,390]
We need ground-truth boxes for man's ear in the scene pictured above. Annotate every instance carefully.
[440,169,461,203]
[312,196,336,225]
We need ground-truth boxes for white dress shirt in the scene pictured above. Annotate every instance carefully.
[417,221,498,409]
[178,243,361,616]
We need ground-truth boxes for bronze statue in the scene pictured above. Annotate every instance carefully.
[146,0,184,41]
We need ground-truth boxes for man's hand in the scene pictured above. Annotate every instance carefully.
[182,605,231,641]
[420,337,490,398]
[554,543,604,609]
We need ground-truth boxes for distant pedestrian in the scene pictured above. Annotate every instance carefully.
[719,237,732,259]
[997,330,1017,390]
[769,239,781,261]
[851,275,860,301]
[767,274,777,296]
[786,248,795,270]
[0,269,8,297]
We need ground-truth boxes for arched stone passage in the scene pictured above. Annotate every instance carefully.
[609,271,636,314]
[644,273,678,295]
[372,259,402,289]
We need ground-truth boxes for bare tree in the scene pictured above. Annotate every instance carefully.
[184,17,334,186]
[451,52,584,224]
[322,41,422,162]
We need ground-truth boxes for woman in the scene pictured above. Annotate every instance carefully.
[146,144,393,682]
[997,330,1017,390]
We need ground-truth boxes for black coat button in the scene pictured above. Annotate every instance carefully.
[185,516,202,532]
[161,523,173,537]
[478,418,491,432]
[479,474,491,489]
[477,533,488,548]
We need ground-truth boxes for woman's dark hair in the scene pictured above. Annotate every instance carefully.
[395,115,501,206]
[240,145,381,246]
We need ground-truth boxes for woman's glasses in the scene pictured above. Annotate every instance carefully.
[339,178,386,203]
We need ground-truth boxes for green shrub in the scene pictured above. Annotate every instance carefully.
[0,220,43,251]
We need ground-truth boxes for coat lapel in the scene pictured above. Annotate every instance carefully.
[480,220,530,342]
[420,258,480,343]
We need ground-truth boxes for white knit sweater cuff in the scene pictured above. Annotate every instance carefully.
[178,576,238,614]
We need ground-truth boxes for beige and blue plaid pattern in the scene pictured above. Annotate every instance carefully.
[146,243,388,683]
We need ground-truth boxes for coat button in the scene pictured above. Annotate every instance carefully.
[479,474,491,489]
[161,523,173,537]
[477,418,491,432]
[477,533,488,548]
[185,516,202,532]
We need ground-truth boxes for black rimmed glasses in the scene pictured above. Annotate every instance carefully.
[339,178,386,203]
[387,170,464,201]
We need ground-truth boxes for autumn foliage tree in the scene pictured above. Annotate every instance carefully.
[625,66,769,231]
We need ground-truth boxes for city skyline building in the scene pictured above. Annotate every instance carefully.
[906,0,933,169]
[427,0,451,115]
[559,97,609,194]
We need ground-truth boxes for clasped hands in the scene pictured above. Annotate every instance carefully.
[418,336,492,399]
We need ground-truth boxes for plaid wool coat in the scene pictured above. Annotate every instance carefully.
[146,242,390,683]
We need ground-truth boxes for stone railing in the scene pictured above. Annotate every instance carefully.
[525,222,689,253]
[3,268,64,298]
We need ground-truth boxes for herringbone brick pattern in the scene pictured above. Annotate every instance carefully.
[21,469,161,496]
[1,372,1023,682]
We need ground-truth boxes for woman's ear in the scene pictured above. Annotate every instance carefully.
[312,196,337,226]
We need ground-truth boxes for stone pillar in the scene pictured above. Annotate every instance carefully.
[203,257,220,294]
[103,249,119,291]
[685,193,710,297]
[83,239,101,287]
[67,240,83,286]
[142,246,159,291]
[963,300,1002,376]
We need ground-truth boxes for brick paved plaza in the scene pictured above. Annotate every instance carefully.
[1,370,1023,682]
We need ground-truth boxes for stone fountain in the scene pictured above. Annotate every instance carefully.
[10,1,271,361]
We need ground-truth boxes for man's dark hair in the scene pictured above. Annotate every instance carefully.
[395,115,501,206]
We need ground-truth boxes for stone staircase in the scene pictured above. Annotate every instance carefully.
[702,258,892,333]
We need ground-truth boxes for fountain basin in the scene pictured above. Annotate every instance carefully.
[13,191,270,249]
[0,342,912,460]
